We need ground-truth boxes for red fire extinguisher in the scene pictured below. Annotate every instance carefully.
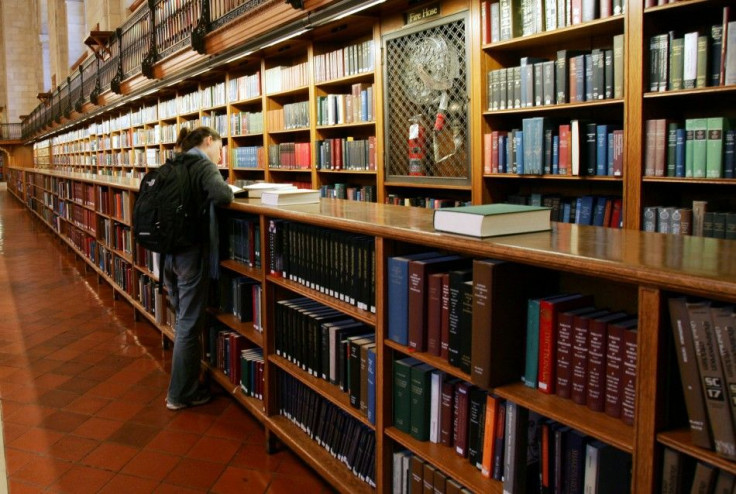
[408,116,426,176]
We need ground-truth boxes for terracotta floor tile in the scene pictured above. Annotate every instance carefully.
[11,456,73,488]
[7,480,46,494]
[46,464,116,494]
[95,400,145,421]
[119,384,164,406]
[3,448,40,476]
[62,394,111,415]
[42,410,91,432]
[85,379,132,400]
[267,475,335,494]
[2,421,29,443]
[211,466,272,494]
[98,473,159,494]
[153,483,204,494]
[107,421,160,448]
[81,441,139,471]
[56,376,103,394]
[129,404,177,428]
[72,417,124,441]
[145,428,201,456]
[121,449,180,481]
[3,403,55,427]
[47,434,100,462]
[166,408,218,434]
[52,360,93,377]
[187,435,242,464]
[37,389,80,408]
[8,427,65,454]
[229,443,284,472]
[164,457,226,490]
[33,372,72,389]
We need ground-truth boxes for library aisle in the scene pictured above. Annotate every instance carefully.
[0,189,333,493]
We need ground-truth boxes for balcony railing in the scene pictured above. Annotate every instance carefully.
[22,0,287,137]
[0,124,22,140]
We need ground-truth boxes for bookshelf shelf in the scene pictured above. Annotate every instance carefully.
[657,429,736,476]
[132,263,158,281]
[230,95,263,106]
[265,86,310,99]
[231,133,264,138]
[267,275,376,326]
[208,310,264,348]
[643,0,729,14]
[383,182,473,191]
[316,122,375,131]
[484,173,623,181]
[384,339,472,383]
[266,168,313,174]
[267,127,310,135]
[220,259,263,282]
[317,169,377,175]
[643,85,736,100]
[207,364,267,422]
[642,177,736,185]
[494,382,634,454]
[268,416,374,494]
[482,99,624,116]
[385,427,501,494]
[269,354,374,429]
[314,72,375,88]
[483,15,624,52]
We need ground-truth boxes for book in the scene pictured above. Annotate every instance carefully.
[433,204,551,238]
[604,317,638,418]
[556,306,598,399]
[394,357,420,434]
[587,311,628,412]
[583,440,632,493]
[710,306,736,436]
[235,182,297,198]
[260,188,320,205]
[503,401,529,494]
[409,363,434,440]
[387,252,440,345]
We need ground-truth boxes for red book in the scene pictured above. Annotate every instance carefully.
[604,318,638,418]
[609,198,623,228]
[586,312,628,412]
[621,326,639,425]
[439,273,451,360]
[556,307,597,399]
[571,309,609,405]
[558,125,571,175]
[483,133,493,174]
[440,378,458,446]
[453,381,472,457]
[481,1,491,44]
[426,273,444,356]
[538,294,593,394]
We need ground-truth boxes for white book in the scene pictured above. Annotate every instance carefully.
[683,31,699,88]
[726,22,736,85]
[429,371,442,443]
[571,119,582,175]
[583,440,601,494]
[260,188,321,206]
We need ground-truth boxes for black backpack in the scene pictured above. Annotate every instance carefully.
[133,155,205,254]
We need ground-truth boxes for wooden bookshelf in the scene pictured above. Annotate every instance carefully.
[658,429,736,477]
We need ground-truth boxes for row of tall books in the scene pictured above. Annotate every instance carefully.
[267,102,310,131]
[222,215,262,269]
[264,62,309,94]
[230,110,263,136]
[481,0,625,44]
[279,372,376,486]
[200,82,227,109]
[661,447,735,494]
[273,298,376,423]
[523,294,638,424]
[483,119,624,176]
[383,195,471,209]
[643,118,735,179]
[134,245,160,279]
[200,113,228,136]
[267,142,311,169]
[267,220,375,312]
[644,205,736,239]
[138,275,164,324]
[506,193,624,228]
[316,84,374,126]
[227,71,261,102]
[314,137,376,171]
[313,40,375,83]
[206,326,264,397]
[667,298,736,461]
[319,183,377,203]
[217,271,262,327]
[112,257,134,297]
[392,452,471,494]
[486,39,624,112]
[231,146,265,169]
[649,11,735,93]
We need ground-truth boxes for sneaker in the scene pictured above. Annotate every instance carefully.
[166,390,211,410]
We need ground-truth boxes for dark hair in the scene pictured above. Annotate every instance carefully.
[177,126,221,152]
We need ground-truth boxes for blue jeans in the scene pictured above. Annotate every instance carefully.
[164,245,208,404]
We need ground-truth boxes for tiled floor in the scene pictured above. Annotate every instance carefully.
[0,188,334,493]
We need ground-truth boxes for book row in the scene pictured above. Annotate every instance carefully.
[393,451,472,494]
[319,183,377,203]
[266,142,311,169]
[486,39,624,111]
[642,201,736,239]
[207,327,265,397]
[643,118,735,179]
[279,372,376,486]
[523,294,638,424]
[264,62,310,94]
[481,0,625,44]
[483,119,624,176]
[316,83,374,126]
[222,215,262,269]
[649,12,735,93]
[314,137,377,171]
[230,110,263,136]
[228,71,262,102]
[313,39,375,83]
[217,272,262,328]
[267,101,310,131]
[383,195,471,209]
[668,298,736,461]
[506,193,623,228]
[268,220,375,312]
[231,145,265,169]
[137,275,164,324]
[274,297,376,422]
[661,447,735,494]
[200,113,228,136]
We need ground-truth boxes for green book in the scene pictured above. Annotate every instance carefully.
[433,204,551,238]
[669,37,684,90]
[666,122,679,176]
[696,35,709,88]
[706,117,727,178]
[409,363,434,441]
[393,357,420,434]
[687,118,708,177]
[613,34,625,99]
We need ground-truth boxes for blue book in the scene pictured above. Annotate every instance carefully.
[562,201,572,222]
[577,196,595,225]
[607,132,615,177]
[596,125,610,176]
[515,130,524,174]
[505,133,514,173]
[524,298,542,388]
[387,252,440,345]
[523,119,534,174]
[675,128,686,177]
[552,135,560,174]
[499,135,508,173]
[592,196,607,226]
[366,346,376,425]
[361,90,368,122]
[725,129,735,179]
